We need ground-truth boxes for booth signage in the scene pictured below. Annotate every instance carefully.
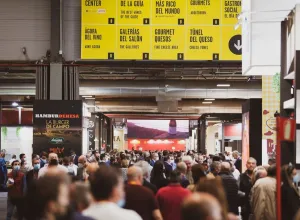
[33,100,83,156]
[81,0,241,61]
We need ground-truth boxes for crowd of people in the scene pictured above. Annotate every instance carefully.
[1,149,300,220]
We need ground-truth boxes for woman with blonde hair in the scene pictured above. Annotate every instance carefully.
[281,164,300,220]
[195,177,238,220]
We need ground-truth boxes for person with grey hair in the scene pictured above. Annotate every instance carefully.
[70,182,94,220]
[182,156,193,184]
[206,161,221,179]
[250,165,276,220]
[135,161,157,194]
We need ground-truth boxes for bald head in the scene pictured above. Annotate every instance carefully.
[221,162,231,172]
[127,166,143,184]
[177,162,187,174]
[181,193,222,220]
[48,153,58,161]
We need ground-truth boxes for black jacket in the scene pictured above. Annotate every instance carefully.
[143,179,158,195]
[239,172,252,218]
[219,171,239,214]
[282,183,300,220]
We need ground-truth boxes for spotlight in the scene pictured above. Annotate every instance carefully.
[12,102,18,107]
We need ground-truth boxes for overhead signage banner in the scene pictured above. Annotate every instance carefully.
[33,100,83,157]
[81,0,242,61]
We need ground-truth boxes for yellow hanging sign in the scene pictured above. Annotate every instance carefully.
[81,0,242,61]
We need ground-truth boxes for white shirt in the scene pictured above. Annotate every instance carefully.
[232,169,240,180]
[38,164,68,178]
[83,202,142,220]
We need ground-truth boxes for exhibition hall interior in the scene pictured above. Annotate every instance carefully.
[0,0,299,220]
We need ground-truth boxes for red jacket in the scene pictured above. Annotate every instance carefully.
[7,171,25,198]
[156,184,191,220]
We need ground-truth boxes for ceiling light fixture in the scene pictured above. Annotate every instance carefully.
[202,101,212,104]
[82,95,93,98]
[12,102,18,107]
[205,98,215,101]
[217,84,230,87]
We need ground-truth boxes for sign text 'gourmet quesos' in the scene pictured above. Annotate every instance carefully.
[81,0,242,61]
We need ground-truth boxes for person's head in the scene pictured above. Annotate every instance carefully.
[169,170,182,184]
[212,156,221,162]
[20,153,26,162]
[33,158,41,171]
[70,150,76,156]
[195,177,228,219]
[100,153,106,161]
[12,154,16,159]
[220,162,231,173]
[176,162,188,175]
[210,161,221,175]
[169,155,175,163]
[25,172,71,219]
[121,159,129,168]
[182,156,193,171]
[232,151,239,159]
[12,160,20,171]
[268,158,276,166]
[89,166,124,206]
[70,182,92,213]
[246,157,257,174]
[181,192,222,220]
[48,153,59,166]
[282,164,299,195]
[164,155,171,163]
[63,156,70,167]
[267,164,276,177]
[151,161,165,179]
[252,166,267,185]
[78,155,87,168]
[95,152,100,161]
[134,161,150,179]
[202,160,209,172]
[151,153,159,161]
[191,164,206,184]
[127,166,143,185]
[131,154,137,162]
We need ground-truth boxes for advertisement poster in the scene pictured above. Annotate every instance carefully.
[113,128,124,151]
[33,100,82,156]
[81,0,241,61]
[262,75,280,164]
[242,112,249,172]
[127,120,189,139]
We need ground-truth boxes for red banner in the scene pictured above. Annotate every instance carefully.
[128,139,186,151]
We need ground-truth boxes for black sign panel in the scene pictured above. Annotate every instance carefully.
[88,114,96,150]
[33,100,82,157]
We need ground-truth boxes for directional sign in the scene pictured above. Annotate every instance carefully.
[229,35,242,55]
[81,0,241,61]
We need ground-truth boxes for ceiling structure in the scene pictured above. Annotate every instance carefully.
[0,62,261,117]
